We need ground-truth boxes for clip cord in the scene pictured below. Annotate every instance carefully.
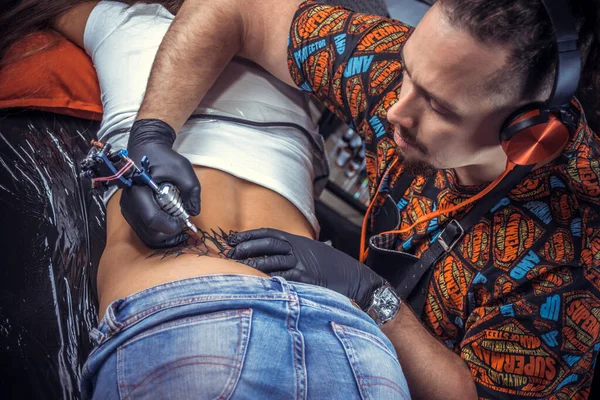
[92,159,135,182]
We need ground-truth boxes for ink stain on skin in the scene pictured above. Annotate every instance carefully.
[147,228,236,260]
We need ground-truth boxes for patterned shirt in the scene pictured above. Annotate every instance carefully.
[288,1,600,398]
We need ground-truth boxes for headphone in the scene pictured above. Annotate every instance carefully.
[499,0,581,166]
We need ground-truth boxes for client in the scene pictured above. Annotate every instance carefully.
[49,1,411,398]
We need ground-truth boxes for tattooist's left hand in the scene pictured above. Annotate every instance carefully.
[227,228,386,309]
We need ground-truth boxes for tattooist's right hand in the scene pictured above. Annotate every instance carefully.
[120,119,201,248]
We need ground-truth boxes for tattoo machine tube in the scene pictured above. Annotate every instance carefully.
[153,182,198,233]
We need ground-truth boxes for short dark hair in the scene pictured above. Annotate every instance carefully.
[437,0,600,130]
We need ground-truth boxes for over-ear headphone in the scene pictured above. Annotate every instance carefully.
[499,0,581,166]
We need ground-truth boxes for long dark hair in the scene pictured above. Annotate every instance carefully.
[0,0,182,67]
[438,0,600,131]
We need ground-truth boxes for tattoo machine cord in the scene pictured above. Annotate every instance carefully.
[80,140,199,235]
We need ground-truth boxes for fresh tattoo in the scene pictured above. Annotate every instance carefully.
[146,228,235,260]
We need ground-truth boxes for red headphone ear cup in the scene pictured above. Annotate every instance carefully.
[501,114,570,166]
[500,105,570,166]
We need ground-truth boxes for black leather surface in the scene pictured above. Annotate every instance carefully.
[0,110,104,399]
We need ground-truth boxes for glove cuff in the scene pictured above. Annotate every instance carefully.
[128,119,177,148]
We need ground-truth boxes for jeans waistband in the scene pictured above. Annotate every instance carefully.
[94,275,359,344]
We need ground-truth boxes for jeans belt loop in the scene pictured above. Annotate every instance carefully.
[89,328,105,345]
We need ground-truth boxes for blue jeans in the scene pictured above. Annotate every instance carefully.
[82,275,410,399]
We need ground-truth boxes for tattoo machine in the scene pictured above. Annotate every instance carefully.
[80,140,198,233]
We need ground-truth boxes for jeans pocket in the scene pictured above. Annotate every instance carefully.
[332,322,411,400]
[116,309,252,400]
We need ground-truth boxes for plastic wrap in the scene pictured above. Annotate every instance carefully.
[0,110,105,399]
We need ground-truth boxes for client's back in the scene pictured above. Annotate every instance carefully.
[100,167,313,317]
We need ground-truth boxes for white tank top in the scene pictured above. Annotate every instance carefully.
[85,1,328,235]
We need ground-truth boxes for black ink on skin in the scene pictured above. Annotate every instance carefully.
[147,228,235,260]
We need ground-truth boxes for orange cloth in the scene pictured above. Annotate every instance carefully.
[0,32,102,120]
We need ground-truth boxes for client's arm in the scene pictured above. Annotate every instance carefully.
[52,1,98,47]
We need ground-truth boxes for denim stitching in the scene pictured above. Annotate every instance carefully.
[117,275,276,303]
[332,322,366,400]
[95,289,291,346]
[95,293,292,345]
[120,309,251,348]
[361,379,409,398]
[334,323,399,364]
[233,308,252,397]
[120,293,293,326]
[86,274,409,398]
[117,341,127,399]
[105,299,125,333]
[117,309,252,399]
[297,298,334,312]
[332,322,407,398]
[217,311,244,400]
[285,293,296,399]
[217,309,252,400]
[283,283,307,400]
[271,275,287,291]
[89,328,104,345]
[121,357,243,399]
[281,278,298,398]
[361,381,408,396]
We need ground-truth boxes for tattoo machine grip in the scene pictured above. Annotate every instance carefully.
[154,183,198,233]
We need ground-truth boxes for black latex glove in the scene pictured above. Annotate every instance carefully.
[227,228,386,310]
[121,119,201,248]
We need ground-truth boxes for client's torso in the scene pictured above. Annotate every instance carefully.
[98,167,314,319]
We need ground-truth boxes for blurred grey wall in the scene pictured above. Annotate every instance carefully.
[386,0,430,26]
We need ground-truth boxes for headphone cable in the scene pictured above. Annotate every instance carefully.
[359,161,517,262]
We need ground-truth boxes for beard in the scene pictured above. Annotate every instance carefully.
[395,148,436,177]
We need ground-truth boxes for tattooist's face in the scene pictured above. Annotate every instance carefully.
[386,3,519,177]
